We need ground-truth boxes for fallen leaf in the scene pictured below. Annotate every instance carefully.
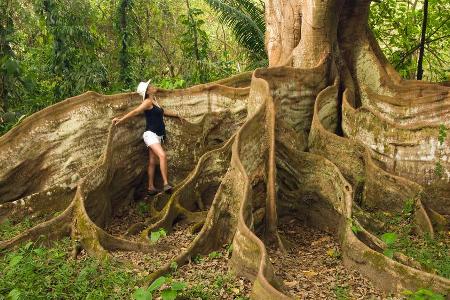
[302,270,318,277]
[284,280,299,287]
[311,236,331,246]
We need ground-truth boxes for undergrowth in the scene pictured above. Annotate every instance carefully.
[0,213,60,241]
[0,238,145,299]
[371,199,450,279]
[1,237,250,299]
[0,218,36,241]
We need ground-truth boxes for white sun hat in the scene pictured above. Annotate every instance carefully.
[136,80,151,101]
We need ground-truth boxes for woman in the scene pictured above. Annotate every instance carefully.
[112,80,183,196]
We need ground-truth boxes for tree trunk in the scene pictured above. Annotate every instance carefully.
[0,0,449,298]
[117,0,133,87]
[417,0,429,80]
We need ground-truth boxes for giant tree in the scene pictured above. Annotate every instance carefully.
[0,0,449,298]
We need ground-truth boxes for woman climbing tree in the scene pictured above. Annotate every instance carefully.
[112,81,184,195]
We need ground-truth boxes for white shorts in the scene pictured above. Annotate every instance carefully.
[143,131,163,146]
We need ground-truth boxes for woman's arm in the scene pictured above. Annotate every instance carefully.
[163,109,179,117]
[112,99,152,125]
[164,109,187,123]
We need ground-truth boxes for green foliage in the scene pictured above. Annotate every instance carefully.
[225,243,233,256]
[177,271,248,300]
[179,3,211,83]
[349,218,363,234]
[7,288,21,300]
[333,285,350,300]
[208,250,222,259]
[193,254,203,264]
[136,201,149,216]
[438,124,447,145]
[398,232,450,279]
[369,0,450,81]
[150,228,167,243]
[403,198,416,217]
[203,0,266,63]
[0,217,35,241]
[372,206,450,278]
[158,77,186,89]
[434,124,447,178]
[132,276,186,300]
[381,232,398,258]
[403,288,445,300]
[170,261,178,272]
[0,0,246,137]
[434,161,443,178]
[0,239,144,299]
[381,232,398,246]
[35,0,108,99]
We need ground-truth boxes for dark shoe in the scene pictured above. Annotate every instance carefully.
[146,189,160,197]
[163,184,173,193]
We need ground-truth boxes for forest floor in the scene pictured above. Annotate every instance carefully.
[2,197,442,299]
[104,199,404,300]
[267,217,400,300]
[106,199,253,299]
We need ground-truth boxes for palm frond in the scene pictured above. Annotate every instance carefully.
[228,0,265,35]
[203,0,266,60]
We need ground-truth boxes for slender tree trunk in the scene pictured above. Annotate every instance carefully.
[0,0,13,112]
[185,0,200,62]
[417,0,428,80]
[118,0,133,87]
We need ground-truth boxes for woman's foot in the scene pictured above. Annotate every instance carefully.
[163,184,173,193]
[147,188,160,196]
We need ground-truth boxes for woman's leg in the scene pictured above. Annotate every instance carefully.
[149,143,169,185]
[147,148,157,190]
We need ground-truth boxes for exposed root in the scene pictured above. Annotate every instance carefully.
[139,136,234,241]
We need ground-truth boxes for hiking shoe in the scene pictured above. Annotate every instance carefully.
[146,189,160,197]
[163,184,173,193]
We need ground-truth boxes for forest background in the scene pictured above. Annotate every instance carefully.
[0,0,449,136]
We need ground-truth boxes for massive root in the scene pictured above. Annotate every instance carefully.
[1,0,449,298]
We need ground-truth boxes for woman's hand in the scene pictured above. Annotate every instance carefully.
[112,117,122,125]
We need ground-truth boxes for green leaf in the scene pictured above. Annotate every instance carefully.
[150,228,167,242]
[351,224,362,234]
[3,59,20,75]
[24,241,33,250]
[33,248,46,256]
[9,255,23,268]
[203,0,266,60]
[132,288,152,300]
[159,228,167,238]
[150,231,161,242]
[170,261,178,272]
[171,281,186,291]
[148,276,166,292]
[381,232,397,246]
[383,248,395,259]
[402,289,414,296]
[7,288,21,300]
[161,289,177,300]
